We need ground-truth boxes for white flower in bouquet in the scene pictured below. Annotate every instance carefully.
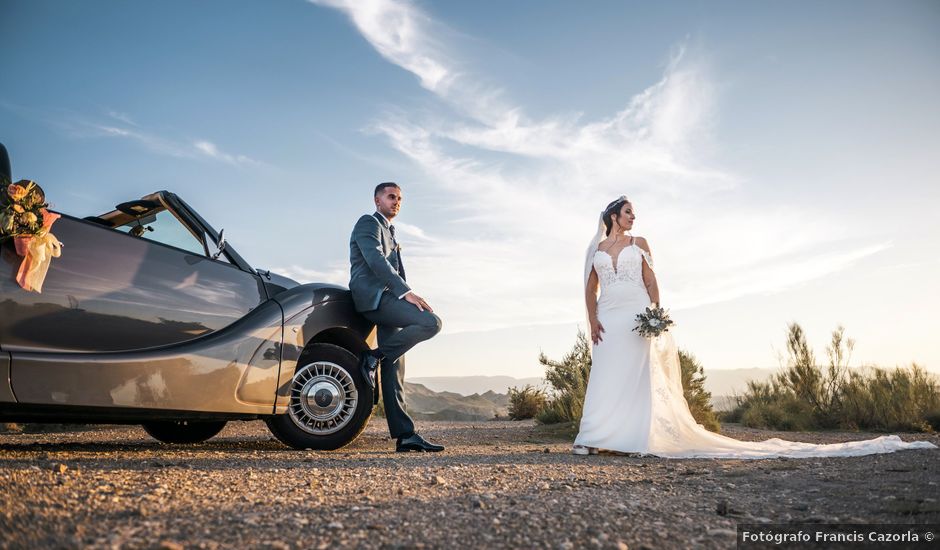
[632,305,674,339]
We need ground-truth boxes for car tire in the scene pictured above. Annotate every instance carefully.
[265,343,374,450]
[142,420,227,444]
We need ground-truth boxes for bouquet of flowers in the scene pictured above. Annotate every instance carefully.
[0,179,62,292]
[1,180,48,241]
[633,305,674,339]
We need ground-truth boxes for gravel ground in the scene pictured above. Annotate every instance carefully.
[1,419,937,549]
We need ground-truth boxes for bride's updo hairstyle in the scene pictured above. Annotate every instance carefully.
[602,195,629,236]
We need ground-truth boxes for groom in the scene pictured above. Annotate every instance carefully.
[349,182,445,452]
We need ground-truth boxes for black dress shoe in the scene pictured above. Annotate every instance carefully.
[396,432,445,452]
[358,351,380,390]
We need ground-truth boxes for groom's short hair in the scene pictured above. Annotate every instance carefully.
[374,181,400,197]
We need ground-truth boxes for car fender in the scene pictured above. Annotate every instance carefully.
[272,283,374,414]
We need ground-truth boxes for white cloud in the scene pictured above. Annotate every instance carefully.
[35,107,261,166]
[310,0,454,93]
[193,140,258,166]
[271,264,349,286]
[312,0,891,333]
[107,110,139,127]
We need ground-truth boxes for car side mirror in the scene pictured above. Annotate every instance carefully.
[211,228,227,260]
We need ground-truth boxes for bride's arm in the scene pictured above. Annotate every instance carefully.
[635,237,660,306]
[585,267,604,344]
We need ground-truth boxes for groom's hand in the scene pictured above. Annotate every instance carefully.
[404,292,433,312]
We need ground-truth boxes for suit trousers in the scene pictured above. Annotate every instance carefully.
[361,292,443,438]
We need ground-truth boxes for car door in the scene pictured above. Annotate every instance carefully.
[0,200,274,410]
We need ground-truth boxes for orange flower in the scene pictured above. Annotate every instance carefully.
[7,183,28,201]
[13,204,24,213]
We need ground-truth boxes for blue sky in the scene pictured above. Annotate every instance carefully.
[3,0,939,378]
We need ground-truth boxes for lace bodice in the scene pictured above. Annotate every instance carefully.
[592,244,653,288]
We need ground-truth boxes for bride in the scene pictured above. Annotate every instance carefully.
[572,196,937,458]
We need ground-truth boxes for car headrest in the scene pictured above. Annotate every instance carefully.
[0,143,10,184]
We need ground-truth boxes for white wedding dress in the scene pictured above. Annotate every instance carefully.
[574,239,938,459]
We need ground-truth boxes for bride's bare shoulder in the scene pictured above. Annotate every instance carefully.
[634,236,651,252]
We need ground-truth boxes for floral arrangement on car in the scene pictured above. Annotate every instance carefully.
[632,305,674,339]
[0,179,62,292]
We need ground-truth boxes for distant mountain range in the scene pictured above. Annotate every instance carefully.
[403,382,509,421]
[408,376,545,396]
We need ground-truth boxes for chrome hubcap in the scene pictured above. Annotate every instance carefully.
[288,361,358,435]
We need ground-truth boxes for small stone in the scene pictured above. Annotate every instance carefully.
[432,476,445,485]
[706,529,736,537]
[543,448,550,453]
[53,463,68,475]
[159,541,184,550]
[753,517,773,524]
[327,521,344,530]
[538,483,550,491]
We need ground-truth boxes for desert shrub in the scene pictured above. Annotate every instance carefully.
[536,331,592,425]
[507,385,548,420]
[740,395,815,431]
[729,323,940,432]
[838,364,939,432]
[924,408,940,432]
[679,350,721,432]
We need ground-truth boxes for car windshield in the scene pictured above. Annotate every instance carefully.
[114,209,207,256]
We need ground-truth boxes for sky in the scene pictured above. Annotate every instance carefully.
[2,0,938,379]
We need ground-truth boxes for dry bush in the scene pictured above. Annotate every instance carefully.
[507,385,548,420]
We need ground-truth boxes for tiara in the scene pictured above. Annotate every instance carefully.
[603,195,628,213]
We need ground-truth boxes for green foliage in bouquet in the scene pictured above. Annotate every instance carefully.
[633,305,674,338]
[0,180,48,238]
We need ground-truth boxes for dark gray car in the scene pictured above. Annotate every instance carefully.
[0,146,375,449]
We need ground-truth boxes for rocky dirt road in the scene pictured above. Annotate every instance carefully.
[1,419,937,549]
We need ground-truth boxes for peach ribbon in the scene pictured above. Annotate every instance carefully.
[14,210,62,293]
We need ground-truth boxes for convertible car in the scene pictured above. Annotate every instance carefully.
[0,144,375,449]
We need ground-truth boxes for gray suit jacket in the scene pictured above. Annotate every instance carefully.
[349,213,410,312]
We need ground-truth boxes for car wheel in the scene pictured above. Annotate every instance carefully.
[142,420,227,444]
[265,343,374,450]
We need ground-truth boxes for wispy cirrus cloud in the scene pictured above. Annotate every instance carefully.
[2,102,260,167]
[192,140,259,166]
[311,0,888,333]
[86,111,260,166]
